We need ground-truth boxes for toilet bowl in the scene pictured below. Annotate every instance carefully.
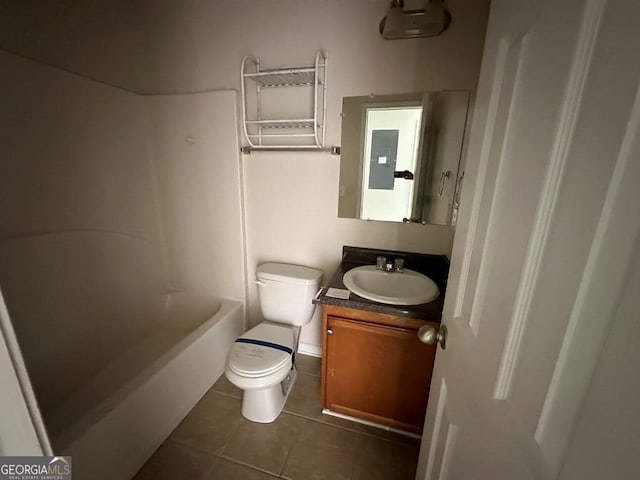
[225,322,297,422]
[224,262,322,423]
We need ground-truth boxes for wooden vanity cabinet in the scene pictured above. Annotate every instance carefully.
[321,305,438,434]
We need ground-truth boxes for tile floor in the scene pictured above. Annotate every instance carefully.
[134,355,420,480]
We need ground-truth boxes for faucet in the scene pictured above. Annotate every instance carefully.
[376,256,404,272]
[393,257,405,272]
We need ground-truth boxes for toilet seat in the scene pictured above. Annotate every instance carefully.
[227,322,295,378]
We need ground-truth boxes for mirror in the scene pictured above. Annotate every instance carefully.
[338,90,470,225]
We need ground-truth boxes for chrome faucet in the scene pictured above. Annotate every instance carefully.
[376,256,404,272]
[393,257,405,272]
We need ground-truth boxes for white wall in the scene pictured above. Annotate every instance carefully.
[0,51,164,416]
[139,0,489,96]
[0,0,150,92]
[137,0,489,348]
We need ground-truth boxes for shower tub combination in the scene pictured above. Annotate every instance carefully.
[1,51,246,479]
[46,292,243,480]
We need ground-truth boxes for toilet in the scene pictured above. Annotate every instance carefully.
[225,262,322,423]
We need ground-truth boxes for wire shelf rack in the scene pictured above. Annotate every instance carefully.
[241,51,336,154]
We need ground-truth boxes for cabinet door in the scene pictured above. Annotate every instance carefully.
[325,316,437,433]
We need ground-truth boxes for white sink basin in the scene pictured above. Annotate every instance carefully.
[342,265,439,305]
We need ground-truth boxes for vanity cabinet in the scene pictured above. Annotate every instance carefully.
[321,304,438,434]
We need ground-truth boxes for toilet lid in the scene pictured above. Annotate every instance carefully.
[228,323,295,377]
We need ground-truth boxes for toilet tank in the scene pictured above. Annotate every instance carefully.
[256,263,322,326]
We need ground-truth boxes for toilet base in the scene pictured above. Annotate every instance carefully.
[241,367,297,423]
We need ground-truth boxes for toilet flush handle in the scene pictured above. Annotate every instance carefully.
[254,279,267,287]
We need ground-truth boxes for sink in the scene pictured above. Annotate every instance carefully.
[342,265,439,305]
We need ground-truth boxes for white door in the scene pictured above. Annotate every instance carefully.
[417,1,640,479]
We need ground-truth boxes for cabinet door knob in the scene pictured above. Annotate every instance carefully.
[418,324,447,350]
[327,329,334,335]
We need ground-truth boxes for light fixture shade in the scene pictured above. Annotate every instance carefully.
[379,0,451,40]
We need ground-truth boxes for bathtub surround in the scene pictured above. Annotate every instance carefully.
[144,92,246,298]
[0,50,163,417]
[0,49,244,479]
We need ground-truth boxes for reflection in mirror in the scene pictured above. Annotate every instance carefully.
[338,91,470,226]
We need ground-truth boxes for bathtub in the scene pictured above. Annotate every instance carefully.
[47,292,243,480]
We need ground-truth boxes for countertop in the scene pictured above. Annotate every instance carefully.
[313,246,449,322]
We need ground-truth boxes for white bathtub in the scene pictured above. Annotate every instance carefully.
[48,293,243,480]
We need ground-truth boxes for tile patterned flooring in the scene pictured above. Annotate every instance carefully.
[134,355,420,480]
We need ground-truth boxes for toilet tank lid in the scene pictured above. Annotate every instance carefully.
[256,263,322,285]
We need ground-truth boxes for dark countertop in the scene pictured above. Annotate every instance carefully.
[313,246,449,322]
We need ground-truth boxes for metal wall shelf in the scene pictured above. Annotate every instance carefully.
[241,51,337,154]
[245,119,316,129]
[243,68,319,87]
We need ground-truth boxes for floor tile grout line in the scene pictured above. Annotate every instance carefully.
[164,399,250,460]
[282,410,417,447]
[164,436,223,458]
[180,387,418,447]
[276,415,310,479]
[208,389,242,400]
[136,367,419,480]
[216,453,283,479]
